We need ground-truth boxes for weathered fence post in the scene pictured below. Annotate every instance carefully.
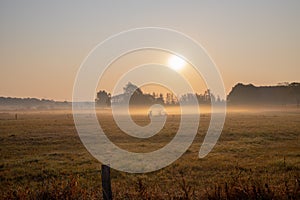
[102,164,112,200]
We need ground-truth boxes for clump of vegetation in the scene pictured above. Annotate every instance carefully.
[2,170,299,199]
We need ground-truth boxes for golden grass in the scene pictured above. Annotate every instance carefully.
[0,110,299,199]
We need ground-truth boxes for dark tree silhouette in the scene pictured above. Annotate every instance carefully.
[227,82,300,106]
[111,82,159,106]
[96,90,111,106]
[123,82,142,95]
[156,93,164,105]
[289,82,300,107]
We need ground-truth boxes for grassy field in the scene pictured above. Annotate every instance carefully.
[0,109,299,199]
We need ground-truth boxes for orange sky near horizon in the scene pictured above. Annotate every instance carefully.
[97,50,208,97]
[1,1,300,101]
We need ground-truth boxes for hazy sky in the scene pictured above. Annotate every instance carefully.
[1,1,299,101]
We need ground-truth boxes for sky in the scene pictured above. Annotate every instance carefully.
[1,1,300,101]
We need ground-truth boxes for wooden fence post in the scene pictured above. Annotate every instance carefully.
[102,164,112,200]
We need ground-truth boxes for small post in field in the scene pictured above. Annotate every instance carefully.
[102,164,112,200]
[15,113,18,120]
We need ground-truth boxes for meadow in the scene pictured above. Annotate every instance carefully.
[0,108,299,199]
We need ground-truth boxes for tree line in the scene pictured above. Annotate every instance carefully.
[227,82,300,106]
[95,82,224,107]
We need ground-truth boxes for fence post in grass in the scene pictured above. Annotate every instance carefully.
[102,164,112,200]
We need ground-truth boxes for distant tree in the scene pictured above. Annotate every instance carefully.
[166,93,171,104]
[179,93,197,104]
[196,93,205,103]
[210,93,216,103]
[227,82,300,106]
[289,82,300,107]
[156,93,164,104]
[152,92,157,98]
[171,93,178,105]
[123,82,142,95]
[119,82,162,105]
[96,90,111,106]
[204,89,211,103]
[216,95,221,103]
[179,89,218,105]
[277,82,289,86]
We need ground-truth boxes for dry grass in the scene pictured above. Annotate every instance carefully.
[0,109,299,199]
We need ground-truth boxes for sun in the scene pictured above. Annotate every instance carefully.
[168,55,186,71]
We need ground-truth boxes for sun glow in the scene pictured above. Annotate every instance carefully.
[168,55,186,71]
